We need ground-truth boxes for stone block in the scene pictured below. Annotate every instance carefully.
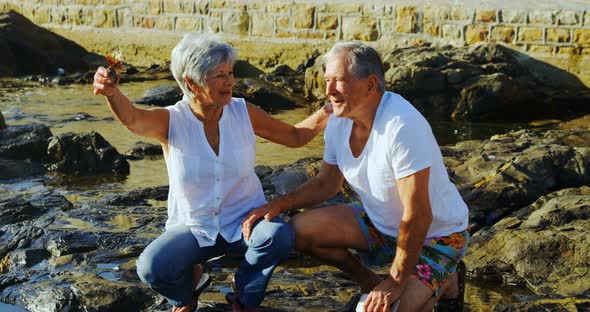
[582,48,590,55]
[67,7,84,25]
[222,11,249,35]
[395,6,417,33]
[499,9,526,23]
[574,29,590,46]
[527,45,552,53]
[475,9,496,23]
[318,3,361,14]
[557,46,580,55]
[268,2,289,13]
[141,17,156,29]
[104,0,122,4]
[156,15,175,31]
[164,0,193,14]
[423,5,450,21]
[585,12,590,26]
[276,15,290,29]
[557,10,580,25]
[212,0,246,10]
[528,10,554,24]
[518,27,544,42]
[451,6,473,21]
[205,15,221,32]
[546,28,571,43]
[465,24,489,44]
[196,0,209,15]
[36,7,51,24]
[51,7,67,25]
[276,29,294,38]
[147,0,161,15]
[94,8,116,28]
[21,5,35,21]
[176,16,202,32]
[342,16,378,41]
[442,24,462,40]
[251,12,274,37]
[423,21,441,37]
[116,7,133,28]
[293,4,314,29]
[491,26,514,43]
[317,14,338,30]
[380,18,395,34]
[295,30,325,40]
[364,4,393,17]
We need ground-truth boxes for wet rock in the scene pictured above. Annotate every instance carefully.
[106,185,169,206]
[59,112,98,123]
[8,248,50,269]
[234,60,264,78]
[0,158,43,180]
[124,141,163,160]
[305,43,590,121]
[45,131,130,175]
[265,64,305,96]
[0,123,52,160]
[233,78,305,112]
[0,197,47,226]
[465,186,590,297]
[0,11,95,77]
[443,128,590,229]
[134,85,182,107]
[0,111,5,131]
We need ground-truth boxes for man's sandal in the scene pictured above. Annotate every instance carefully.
[435,260,466,312]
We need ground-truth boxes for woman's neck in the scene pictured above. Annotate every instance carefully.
[189,99,223,123]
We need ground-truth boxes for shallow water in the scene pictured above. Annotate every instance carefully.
[0,79,535,310]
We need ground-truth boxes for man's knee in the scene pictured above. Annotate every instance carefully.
[249,218,294,256]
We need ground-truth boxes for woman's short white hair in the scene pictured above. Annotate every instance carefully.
[171,32,237,99]
[323,42,385,92]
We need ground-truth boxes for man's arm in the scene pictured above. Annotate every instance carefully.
[364,167,433,311]
[242,161,344,240]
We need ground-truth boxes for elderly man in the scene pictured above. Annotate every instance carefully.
[242,42,470,312]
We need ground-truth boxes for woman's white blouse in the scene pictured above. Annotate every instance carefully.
[163,97,266,247]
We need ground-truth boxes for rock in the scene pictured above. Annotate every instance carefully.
[0,123,52,160]
[0,111,6,131]
[124,141,163,160]
[134,85,182,107]
[465,186,590,297]
[234,60,264,78]
[45,131,130,175]
[0,11,95,77]
[8,248,51,269]
[106,185,168,206]
[233,78,306,111]
[0,158,43,180]
[0,196,43,226]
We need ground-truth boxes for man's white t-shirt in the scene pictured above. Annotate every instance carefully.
[324,91,468,238]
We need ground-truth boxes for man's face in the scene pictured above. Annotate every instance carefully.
[323,53,369,118]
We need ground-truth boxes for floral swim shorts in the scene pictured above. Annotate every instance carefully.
[349,202,470,296]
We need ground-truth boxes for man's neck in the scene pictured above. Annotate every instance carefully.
[350,91,385,131]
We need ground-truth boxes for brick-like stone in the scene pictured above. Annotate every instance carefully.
[67,7,84,25]
[141,17,156,29]
[527,45,552,53]
[205,17,221,32]
[582,48,590,55]
[212,0,246,10]
[51,7,67,25]
[276,15,290,29]
[380,18,395,34]
[499,9,526,23]
[251,12,274,37]
[222,11,249,35]
[395,6,417,33]
[176,16,202,32]
[491,26,515,43]
[475,9,496,23]
[293,4,314,29]
[21,5,35,21]
[318,3,361,14]
[104,0,122,5]
[546,28,571,43]
[364,4,393,17]
[342,16,378,41]
[423,5,450,21]
[317,14,338,30]
[164,0,193,14]
[465,24,489,44]
[196,0,209,15]
[585,12,590,27]
[276,29,294,38]
[95,8,116,28]
[423,21,441,37]
[156,16,175,30]
[557,46,580,55]
[451,6,473,21]
[295,30,325,40]
[147,0,161,15]
[557,10,580,25]
[528,10,554,24]
[518,27,544,42]
[267,3,289,13]
[116,7,133,28]
[442,24,462,40]
[35,6,51,24]
[574,29,590,45]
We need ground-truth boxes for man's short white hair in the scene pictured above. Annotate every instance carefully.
[323,42,386,92]
[171,32,237,99]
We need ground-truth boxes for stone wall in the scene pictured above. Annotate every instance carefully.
[2,0,590,85]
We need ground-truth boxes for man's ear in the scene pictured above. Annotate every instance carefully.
[367,74,378,93]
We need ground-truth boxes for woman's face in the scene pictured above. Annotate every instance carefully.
[191,62,235,106]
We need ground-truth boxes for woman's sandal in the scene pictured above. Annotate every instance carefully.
[189,271,212,312]
[435,260,466,312]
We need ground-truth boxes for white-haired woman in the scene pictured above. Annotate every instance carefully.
[93,33,331,312]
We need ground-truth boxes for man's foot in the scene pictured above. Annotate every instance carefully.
[435,261,466,312]
[225,291,259,312]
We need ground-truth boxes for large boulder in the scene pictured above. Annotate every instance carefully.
[134,85,182,107]
[0,11,94,77]
[465,186,590,298]
[45,131,129,175]
[0,123,52,160]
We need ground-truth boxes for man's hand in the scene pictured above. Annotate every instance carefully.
[364,276,402,312]
[93,66,120,97]
[241,202,281,240]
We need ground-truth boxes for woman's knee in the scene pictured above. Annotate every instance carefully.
[249,218,294,254]
[136,250,158,284]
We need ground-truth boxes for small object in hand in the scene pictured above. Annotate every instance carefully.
[106,54,126,83]
[356,293,400,312]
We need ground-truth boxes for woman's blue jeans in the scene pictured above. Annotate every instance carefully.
[136,217,294,308]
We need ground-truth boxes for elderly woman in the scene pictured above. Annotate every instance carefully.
[93,33,331,312]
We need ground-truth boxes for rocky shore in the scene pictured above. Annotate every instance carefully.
[1,10,589,312]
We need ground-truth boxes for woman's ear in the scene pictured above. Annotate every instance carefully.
[184,77,201,95]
